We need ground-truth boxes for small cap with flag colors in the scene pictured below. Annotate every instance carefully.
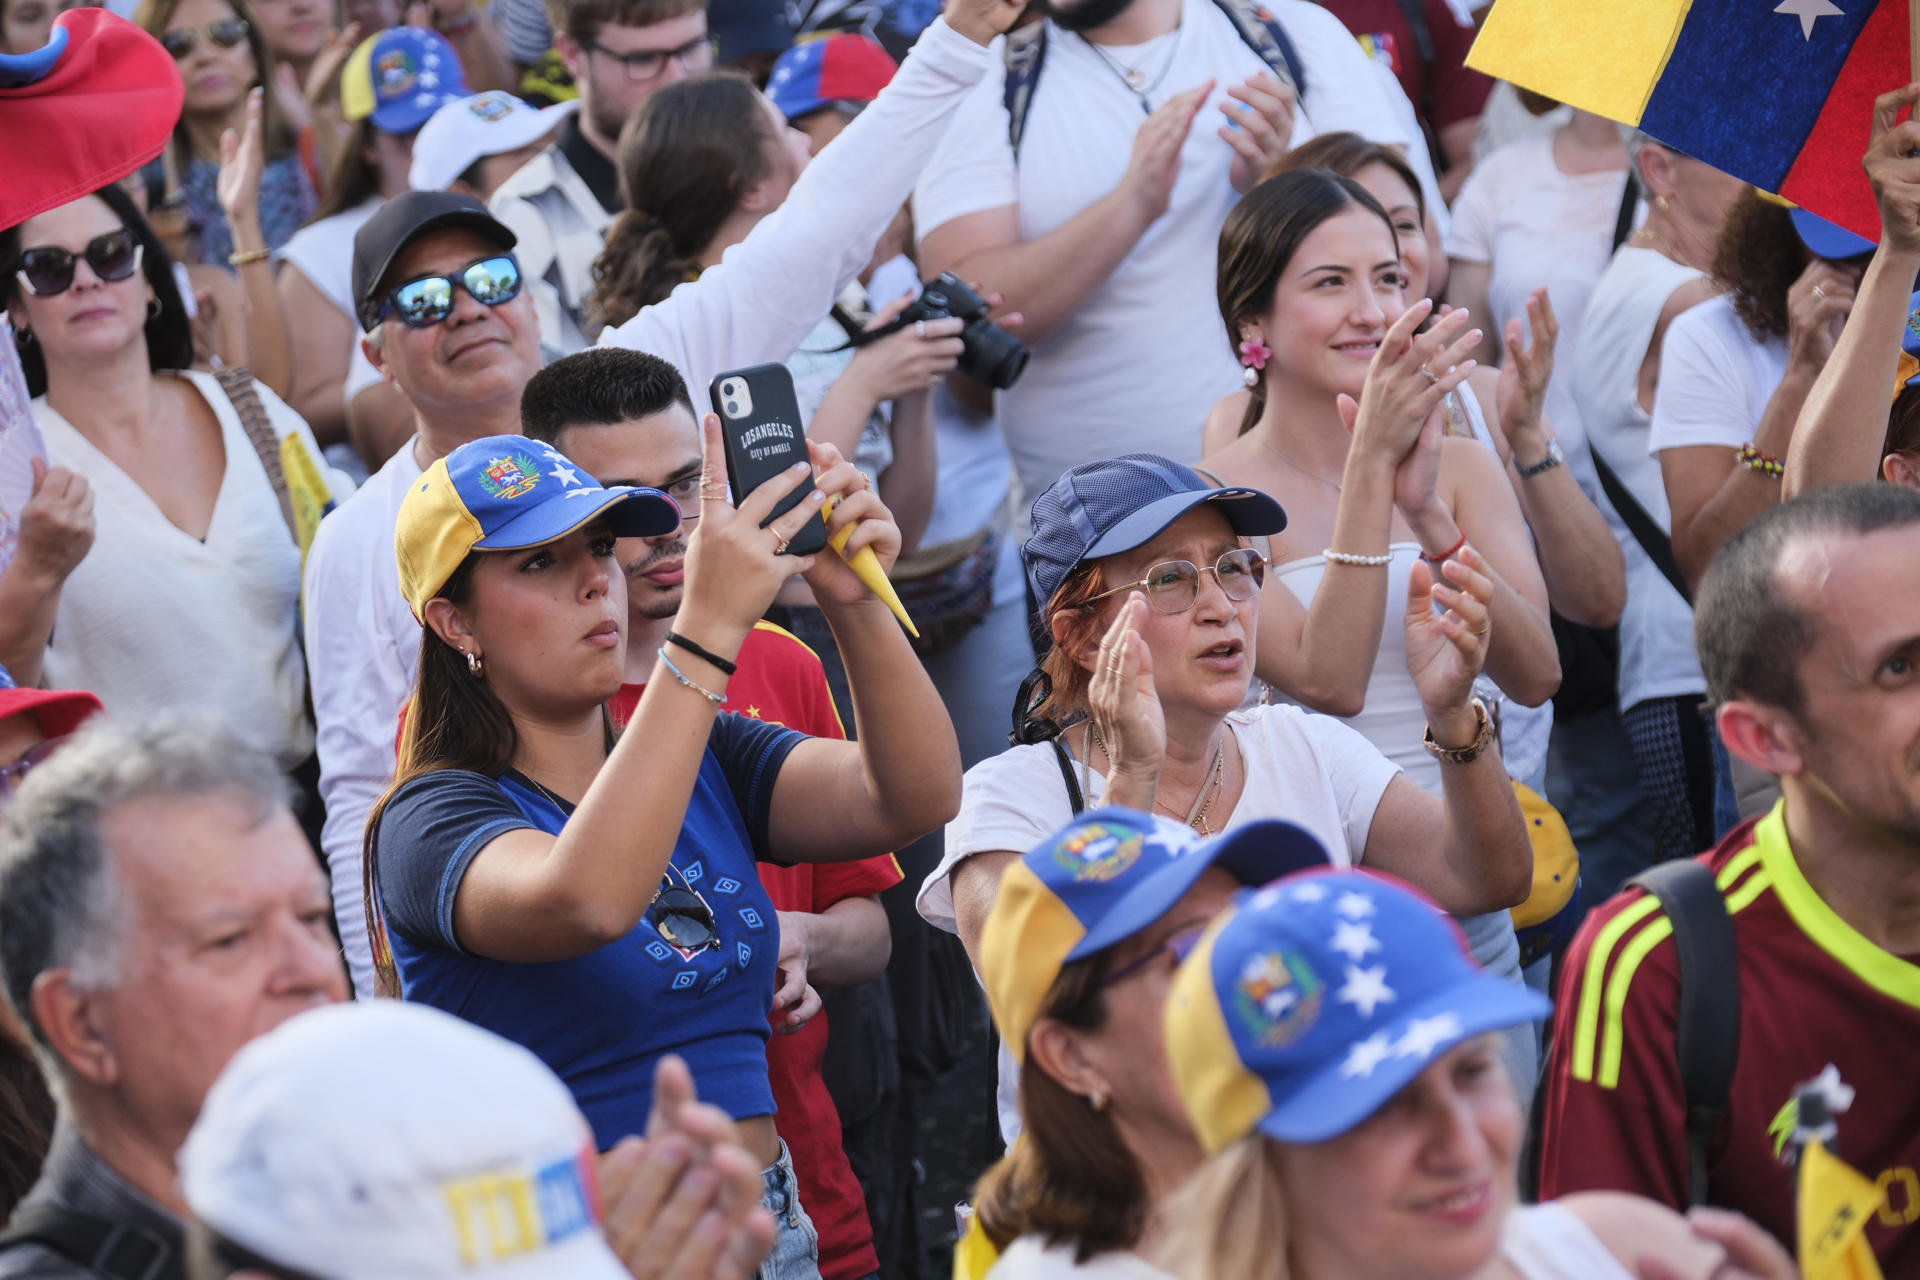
[395,434,681,620]
[180,1001,631,1278]
[1896,291,1920,400]
[1023,454,1287,608]
[1165,869,1550,1152]
[766,33,898,122]
[409,91,576,192]
[980,807,1329,1063]
[340,26,469,133]
[0,663,101,741]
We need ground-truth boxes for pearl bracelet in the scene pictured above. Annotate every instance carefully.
[1324,549,1393,567]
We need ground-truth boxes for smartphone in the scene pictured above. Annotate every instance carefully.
[710,363,828,557]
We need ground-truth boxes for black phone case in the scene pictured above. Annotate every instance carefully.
[710,363,828,557]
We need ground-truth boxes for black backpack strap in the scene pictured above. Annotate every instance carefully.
[1209,0,1303,102]
[1051,737,1086,815]
[1588,447,1693,606]
[1625,859,1740,1207]
[0,1205,179,1280]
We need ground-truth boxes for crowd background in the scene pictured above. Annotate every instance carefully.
[0,0,1917,1275]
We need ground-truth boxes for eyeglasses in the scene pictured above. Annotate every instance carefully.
[159,16,249,58]
[649,866,719,954]
[14,230,143,298]
[375,255,522,328]
[657,473,701,526]
[586,33,715,83]
[1101,920,1208,989]
[1082,547,1266,613]
[0,737,66,804]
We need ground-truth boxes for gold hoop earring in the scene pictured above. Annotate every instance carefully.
[466,651,483,677]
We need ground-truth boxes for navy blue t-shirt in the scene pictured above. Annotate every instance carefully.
[376,712,802,1149]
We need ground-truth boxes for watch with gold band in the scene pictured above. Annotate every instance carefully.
[1423,697,1495,765]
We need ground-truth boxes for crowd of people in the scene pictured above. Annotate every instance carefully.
[0,0,1917,1273]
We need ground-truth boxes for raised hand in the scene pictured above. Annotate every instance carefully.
[16,458,94,585]
[215,88,266,224]
[1496,287,1558,455]
[943,0,1027,46]
[1221,72,1297,194]
[1402,545,1493,726]
[302,22,362,107]
[804,439,903,607]
[1122,83,1214,223]
[1087,594,1166,802]
[1866,83,1920,257]
[1784,259,1856,376]
[1341,299,1480,472]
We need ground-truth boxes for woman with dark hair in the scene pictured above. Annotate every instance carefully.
[368,422,960,1276]
[1193,168,1559,1093]
[0,185,352,798]
[136,0,317,263]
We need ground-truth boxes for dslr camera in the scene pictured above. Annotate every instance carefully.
[869,274,1029,390]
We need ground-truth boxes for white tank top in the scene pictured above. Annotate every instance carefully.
[1501,1203,1636,1280]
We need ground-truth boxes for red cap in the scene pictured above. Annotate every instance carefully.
[0,9,185,230]
[0,686,102,740]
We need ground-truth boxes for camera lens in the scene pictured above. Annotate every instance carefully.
[726,400,740,415]
[958,318,1030,390]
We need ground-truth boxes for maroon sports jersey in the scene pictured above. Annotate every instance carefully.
[1537,804,1920,1270]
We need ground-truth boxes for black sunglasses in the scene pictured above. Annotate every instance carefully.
[375,254,522,328]
[160,16,249,58]
[649,866,719,954]
[14,230,143,298]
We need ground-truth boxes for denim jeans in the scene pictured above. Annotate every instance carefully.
[759,1140,822,1280]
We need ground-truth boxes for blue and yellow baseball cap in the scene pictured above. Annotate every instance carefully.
[1165,870,1549,1151]
[979,807,1329,1063]
[395,434,681,620]
[1896,291,1920,400]
[341,27,469,134]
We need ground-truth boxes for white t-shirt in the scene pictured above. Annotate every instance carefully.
[912,0,1409,513]
[920,702,1400,1142]
[1646,293,1790,456]
[279,199,382,322]
[1571,246,1710,712]
[990,1239,1174,1279]
[1446,128,1628,468]
[1502,1203,1636,1280]
[39,371,353,766]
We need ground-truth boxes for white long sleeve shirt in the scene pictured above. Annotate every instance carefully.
[305,15,993,995]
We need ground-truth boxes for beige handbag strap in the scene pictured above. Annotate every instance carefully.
[213,366,298,544]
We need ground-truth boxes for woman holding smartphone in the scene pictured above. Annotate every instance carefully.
[366,417,958,1278]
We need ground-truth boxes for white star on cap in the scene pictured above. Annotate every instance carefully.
[548,463,581,487]
[420,69,440,87]
[413,92,434,106]
[1394,1012,1462,1061]
[1340,1030,1394,1079]
[565,488,602,498]
[1336,964,1394,1018]
[1249,886,1284,912]
[1335,891,1375,920]
[1775,0,1842,39]
[1290,882,1327,904]
[1329,920,1380,962]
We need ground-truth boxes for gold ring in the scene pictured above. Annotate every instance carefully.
[1811,285,1825,303]
[1419,365,1439,384]
[772,534,791,555]
[1472,623,1490,637]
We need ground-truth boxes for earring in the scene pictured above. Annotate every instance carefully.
[1238,333,1271,389]
[1088,1090,1108,1112]
[146,297,162,320]
[1653,194,1671,212]
[11,324,31,347]
[466,651,483,677]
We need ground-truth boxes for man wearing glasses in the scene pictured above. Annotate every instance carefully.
[490,0,715,352]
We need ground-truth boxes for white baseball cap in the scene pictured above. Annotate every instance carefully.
[408,90,576,193]
[179,1001,630,1280]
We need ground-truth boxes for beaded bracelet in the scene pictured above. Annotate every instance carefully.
[1738,443,1784,480]
[657,647,724,704]
[227,248,271,267]
[1422,531,1468,563]
[1324,549,1393,567]
[664,630,738,676]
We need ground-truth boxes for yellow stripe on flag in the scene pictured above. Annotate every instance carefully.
[1467,0,1695,127]
[1798,1141,1886,1280]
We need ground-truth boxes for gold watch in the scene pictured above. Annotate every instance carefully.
[1423,697,1495,765]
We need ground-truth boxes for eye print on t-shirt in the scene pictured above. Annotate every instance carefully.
[639,858,768,993]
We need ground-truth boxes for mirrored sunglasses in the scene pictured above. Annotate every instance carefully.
[649,869,720,954]
[159,17,249,58]
[15,230,143,298]
[376,255,522,329]
[1084,547,1267,614]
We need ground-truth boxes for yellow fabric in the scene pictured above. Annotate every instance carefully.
[394,456,483,621]
[1162,912,1274,1155]
[279,432,332,570]
[978,860,1087,1063]
[1466,0,1695,126]
[1798,1140,1887,1280]
[951,1209,1000,1280]
[1509,781,1578,930]
[823,494,918,637]
[339,33,380,123]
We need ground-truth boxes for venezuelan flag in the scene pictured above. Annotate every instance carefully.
[1468,0,1912,242]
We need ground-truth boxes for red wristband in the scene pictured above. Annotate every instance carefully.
[1422,531,1467,563]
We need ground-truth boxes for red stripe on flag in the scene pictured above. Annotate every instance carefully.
[1779,0,1911,244]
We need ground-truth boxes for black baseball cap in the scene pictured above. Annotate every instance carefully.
[351,189,518,332]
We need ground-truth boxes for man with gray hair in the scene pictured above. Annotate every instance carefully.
[0,716,345,1277]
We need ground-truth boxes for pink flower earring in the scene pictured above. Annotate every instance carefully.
[1238,334,1271,388]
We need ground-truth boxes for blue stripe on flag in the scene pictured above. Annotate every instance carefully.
[1638,0,1879,191]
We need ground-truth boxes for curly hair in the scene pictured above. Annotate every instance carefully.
[1710,190,1808,344]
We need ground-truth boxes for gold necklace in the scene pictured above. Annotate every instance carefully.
[519,772,575,812]
[1261,440,1344,494]
[1086,721,1226,834]
[1630,225,1684,263]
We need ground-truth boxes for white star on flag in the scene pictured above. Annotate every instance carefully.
[1329,920,1381,962]
[548,463,581,486]
[1335,891,1375,920]
[1393,1012,1462,1061]
[1336,964,1395,1018]
[1340,1030,1394,1078]
[1775,0,1843,40]
[1290,882,1327,904]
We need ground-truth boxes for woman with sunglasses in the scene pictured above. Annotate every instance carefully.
[0,184,353,822]
[920,453,1533,1143]
[136,0,316,265]
[366,421,959,1277]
